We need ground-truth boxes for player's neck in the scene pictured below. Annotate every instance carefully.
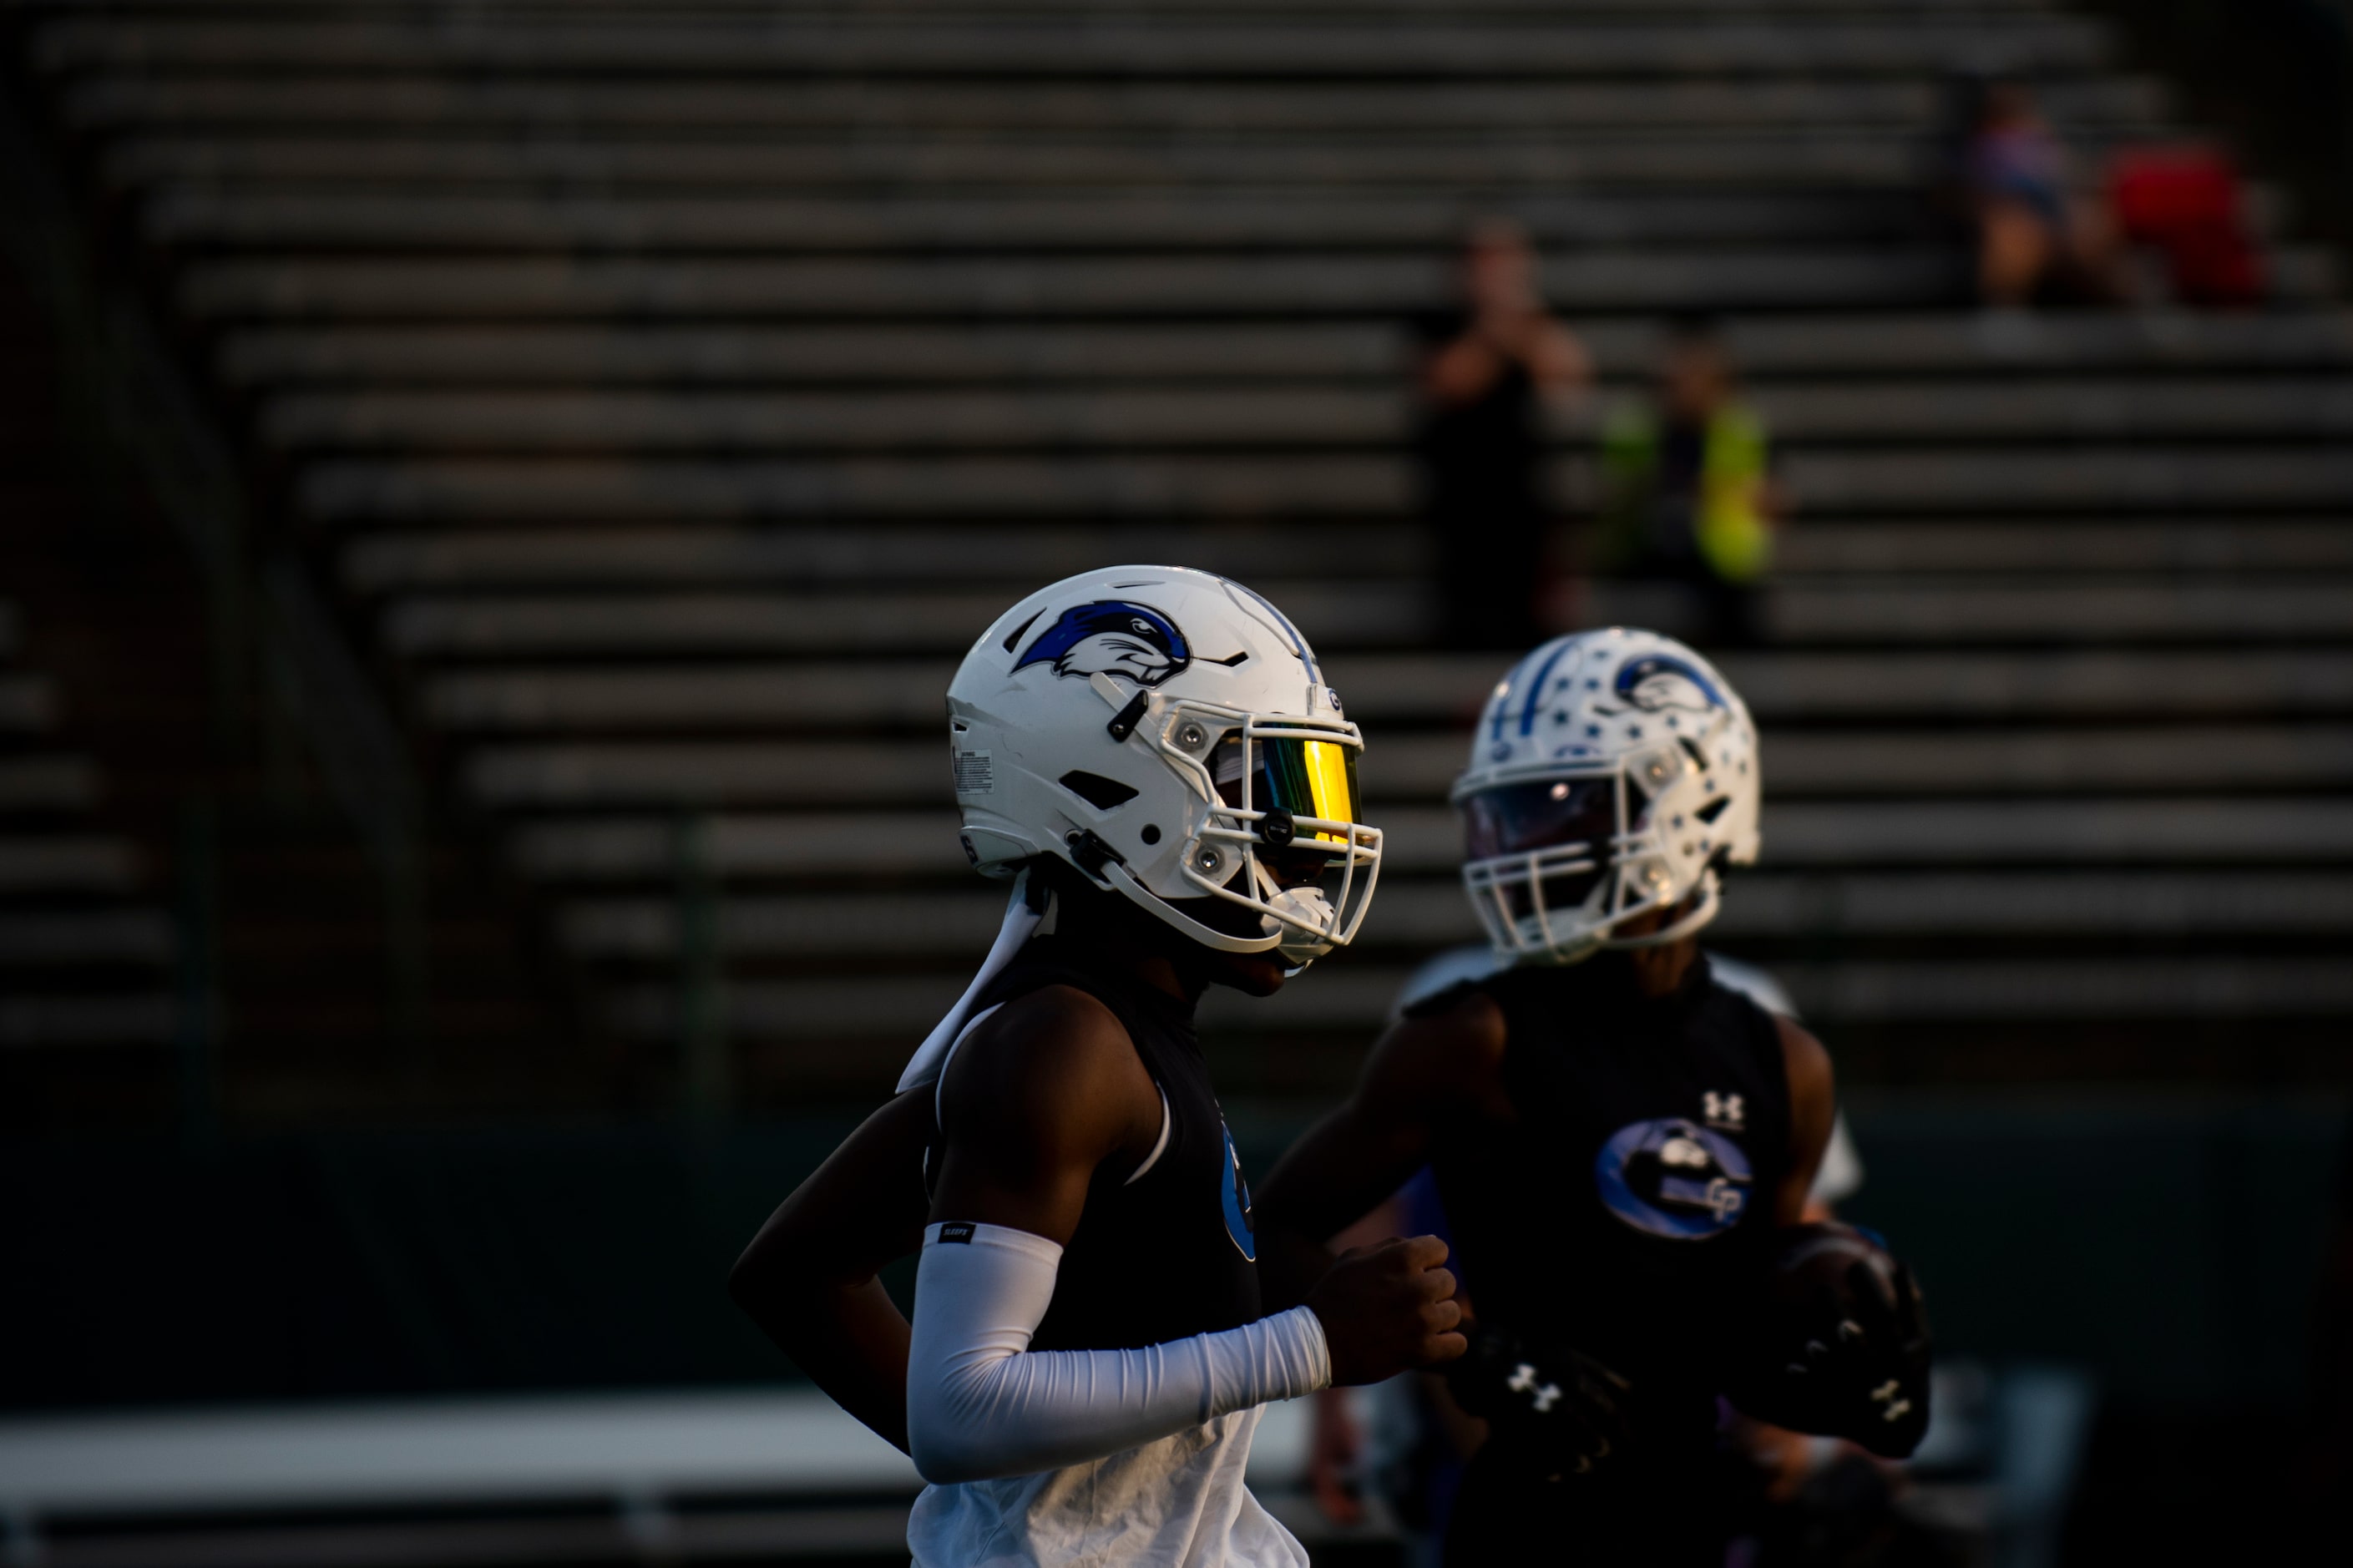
[1067,938,1202,1006]
[1126,953,1202,1004]
[1043,896,1206,1006]
[1615,938,1701,999]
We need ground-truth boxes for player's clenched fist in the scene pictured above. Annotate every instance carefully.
[1305,1234,1467,1385]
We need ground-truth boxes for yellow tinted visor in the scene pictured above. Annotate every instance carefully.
[1255,736,1361,843]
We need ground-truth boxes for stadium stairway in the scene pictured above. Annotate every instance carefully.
[5,0,2350,1108]
[0,227,586,1128]
[0,255,188,1119]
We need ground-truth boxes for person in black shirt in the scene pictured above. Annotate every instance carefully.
[1416,219,1592,650]
[1258,629,1929,1566]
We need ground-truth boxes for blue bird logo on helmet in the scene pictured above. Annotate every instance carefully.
[1612,655,1727,716]
[1013,601,1192,687]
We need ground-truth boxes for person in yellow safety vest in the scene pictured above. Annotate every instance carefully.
[1594,318,1785,646]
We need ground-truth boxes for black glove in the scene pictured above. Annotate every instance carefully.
[1445,1321,1632,1477]
[1732,1227,1932,1459]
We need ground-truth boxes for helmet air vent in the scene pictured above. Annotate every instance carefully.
[1002,609,1043,653]
[1059,771,1140,810]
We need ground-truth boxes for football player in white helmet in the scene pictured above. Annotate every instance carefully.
[731,567,1465,1568]
[1258,628,1928,1568]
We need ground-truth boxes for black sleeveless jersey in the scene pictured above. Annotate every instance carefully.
[1419,955,1791,1452]
[928,936,1263,1353]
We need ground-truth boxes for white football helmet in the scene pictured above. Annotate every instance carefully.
[948,566,1380,969]
[1454,628,1759,964]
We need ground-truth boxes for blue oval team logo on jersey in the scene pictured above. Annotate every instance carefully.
[1219,1121,1256,1261]
[1013,601,1192,687]
[1593,1117,1752,1240]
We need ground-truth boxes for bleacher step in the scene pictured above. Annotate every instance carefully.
[256,378,2353,453]
[410,648,2353,735]
[507,797,2353,885]
[36,15,2112,80]
[455,725,2353,810]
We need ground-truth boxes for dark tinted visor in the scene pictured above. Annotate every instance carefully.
[1461,777,1616,862]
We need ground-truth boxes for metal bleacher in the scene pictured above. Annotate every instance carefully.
[0,276,179,1074]
[0,596,175,1056]
[8,0,2351,1105]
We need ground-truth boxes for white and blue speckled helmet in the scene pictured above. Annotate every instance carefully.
[1453,628,1760,964]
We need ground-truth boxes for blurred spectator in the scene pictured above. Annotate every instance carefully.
[2108,146,2267,307]
[1414,218,1592,650]
[1593,317,1783,647]
[1962,79,2125,306]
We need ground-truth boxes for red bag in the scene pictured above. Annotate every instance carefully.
[2108,147,2266,306]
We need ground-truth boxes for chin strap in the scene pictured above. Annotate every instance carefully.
[1598,872,1721,952]
[898,868,1045,1095]
[1101,862,1284,956]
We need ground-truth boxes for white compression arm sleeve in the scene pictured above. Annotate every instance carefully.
[905,1222,1332,1485]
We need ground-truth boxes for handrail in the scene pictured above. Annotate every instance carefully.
[673,810,730,1125]
[0,96,251,740]
[265,559,431,1055]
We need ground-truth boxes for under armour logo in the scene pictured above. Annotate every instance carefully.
[1508,1363,1562,1413]
[1703,1091,1745,1130]
[1870,1378,1911,1423]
